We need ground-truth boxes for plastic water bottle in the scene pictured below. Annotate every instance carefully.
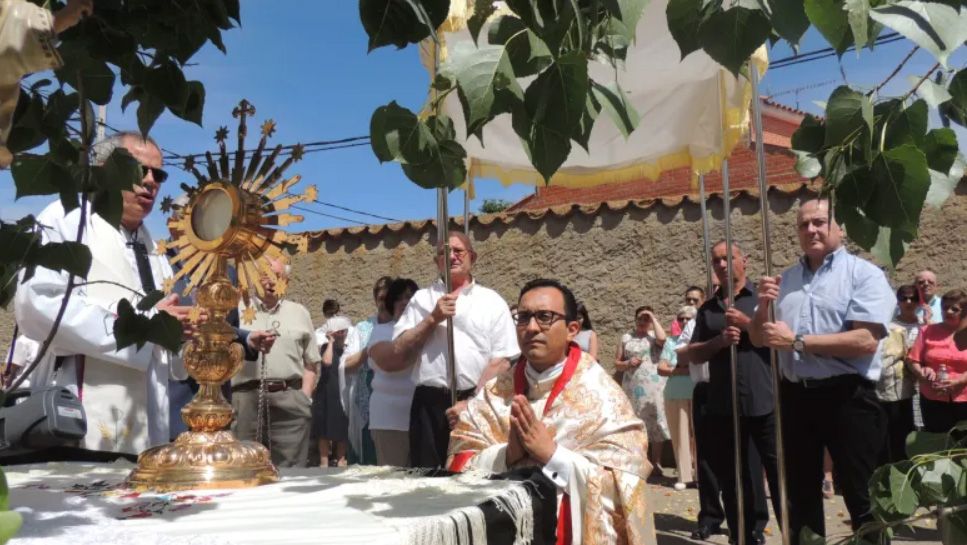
[938,364,949,383]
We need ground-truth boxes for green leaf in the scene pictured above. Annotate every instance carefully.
[6,91,47,154]
[883,99,928,149]
[114,298,150,351]
[572,88,602,151]
[504,0,576,55]
[845,0,870,52]
[144,61,188,110]
[467,0,498,44]
[791,114,826,153]
[698,7,772,75]
[868,144,930,233]
[925,153,966,208]
[910,75,953,108]
[767,0,810,45]
[10,154,72,198]
[442,41,523,140]
[872,227,915,268]
[793,150,822,179]
[519,54,588,181]
[136,95,165,138]
[836,203,880,249]
[91,148,142,192]
[824,86,873,147]
[940,68,967,127]
[137,290,166,311]
[666,0,705,59]
[55,43,116,105]
[0,510,23,545]
[0,469,9,511]
[798,527,828,545]
[870,1,967,68]
[359,0,449,51]
[92,188,125,229]
[170,81,205,126]
[147,310,185,353]
[888,464,918,516]
[487,16,552,77]
[805,0,852,54]
[602,0,649,42]
[371,105,468,189]
[590,80,639,138]
[369,101,422,163]
[922,128,958,174]
[32,241,93,278]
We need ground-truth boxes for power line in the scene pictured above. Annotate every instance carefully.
[289,203,369,226]
[770,32,903,69]
[161,136,370,163]
[288,194,401,223]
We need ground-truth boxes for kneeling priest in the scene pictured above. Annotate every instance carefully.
[447,278,655,545]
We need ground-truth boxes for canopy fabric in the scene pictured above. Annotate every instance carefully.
[423,0,768,190]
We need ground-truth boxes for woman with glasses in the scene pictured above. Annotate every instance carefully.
[616,305,669,477]
[573,302,599,360]
[875,285,922,463]
[908,289,967,433]
[657,305,698,490]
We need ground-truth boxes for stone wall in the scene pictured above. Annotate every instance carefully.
[3,182,965,374]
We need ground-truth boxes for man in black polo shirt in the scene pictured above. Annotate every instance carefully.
[679,241,780,545]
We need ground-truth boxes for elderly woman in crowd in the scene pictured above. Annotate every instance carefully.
[658,305,697,490]
[908,288,967,433]
[875,284,922,463]
[313,316,352,467]
[574,302,599,360]
[367,277,419,466]
[339,276,393,465]
[616,305,668,476]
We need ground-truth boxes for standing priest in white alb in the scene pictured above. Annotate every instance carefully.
[14,131,194,461]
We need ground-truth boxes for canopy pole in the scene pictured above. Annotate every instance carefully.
[699,175,713,296]
[750,65,791,545]
[464,187,470,236]
[722,159,746,545]
[437,188,458,406]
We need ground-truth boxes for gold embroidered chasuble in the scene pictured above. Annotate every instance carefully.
[447,350,657,545]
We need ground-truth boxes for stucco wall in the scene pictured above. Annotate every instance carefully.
[3,182,965,374]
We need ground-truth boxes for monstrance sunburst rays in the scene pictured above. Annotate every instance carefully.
[162,100,316,323]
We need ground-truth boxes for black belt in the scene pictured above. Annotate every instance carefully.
[787,374,872,389]
[415,384,476,403]
[232,378,302,393]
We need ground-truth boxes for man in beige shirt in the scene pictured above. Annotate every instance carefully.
[231,259,321,467]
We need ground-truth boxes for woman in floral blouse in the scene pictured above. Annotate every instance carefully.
[616,305,668,476]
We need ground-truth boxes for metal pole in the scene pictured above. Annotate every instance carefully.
[699,174,713,296]
[437,187,459,406]
[722,159,746,545]
[463,187,470,236]
[750,65,791,545]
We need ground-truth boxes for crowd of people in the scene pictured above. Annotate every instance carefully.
[2,131,966,545]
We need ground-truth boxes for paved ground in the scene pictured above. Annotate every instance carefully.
[645,478,941,545]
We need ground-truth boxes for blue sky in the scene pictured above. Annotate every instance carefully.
[1,2,964,237]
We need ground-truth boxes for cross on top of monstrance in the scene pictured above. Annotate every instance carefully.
[125,100,315,491]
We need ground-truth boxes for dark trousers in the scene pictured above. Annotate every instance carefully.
[692,382,727,529]
[920,396,967,434]
[708,411,780,541]
[781,377,886,545]
[409,385,475,468]
[878,397,915,464]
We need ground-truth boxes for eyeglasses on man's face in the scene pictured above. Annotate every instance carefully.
[513,310,567,329]
[436,248,469,258]
[141,165,168,184]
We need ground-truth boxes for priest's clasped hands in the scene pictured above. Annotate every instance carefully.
[506,395,557,466]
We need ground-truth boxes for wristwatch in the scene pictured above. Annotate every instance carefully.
[792,334,805,354]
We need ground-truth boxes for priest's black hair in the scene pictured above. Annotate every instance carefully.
[519,278,578,322]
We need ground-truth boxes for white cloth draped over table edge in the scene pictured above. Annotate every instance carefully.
[6,463,539,545]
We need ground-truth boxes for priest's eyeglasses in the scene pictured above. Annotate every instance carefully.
[513,310,566,329]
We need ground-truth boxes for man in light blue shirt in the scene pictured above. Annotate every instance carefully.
[750,199,895,545]
[915,270,943,324]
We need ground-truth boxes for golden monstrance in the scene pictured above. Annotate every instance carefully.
[126,100,315,490]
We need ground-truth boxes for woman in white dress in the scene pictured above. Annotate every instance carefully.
[615,305,669,476]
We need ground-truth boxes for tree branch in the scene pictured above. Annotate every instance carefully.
[902,62,942,103]
[871,45,919,97]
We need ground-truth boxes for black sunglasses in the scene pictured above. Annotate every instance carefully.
[898,295,918,303]
[141,165,169,184]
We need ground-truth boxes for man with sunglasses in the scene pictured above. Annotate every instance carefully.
[448,278,654,544]
[374,232,519,468]
[13,131,196,461]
